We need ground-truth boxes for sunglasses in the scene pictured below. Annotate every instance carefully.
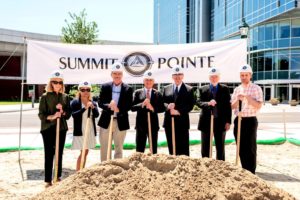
[80,88,91,92]
[51,81,63,85]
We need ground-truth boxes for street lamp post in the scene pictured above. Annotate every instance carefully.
[239,18,249,38]
[239,18,250,64]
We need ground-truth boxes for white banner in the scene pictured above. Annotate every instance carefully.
[27,39,247,84]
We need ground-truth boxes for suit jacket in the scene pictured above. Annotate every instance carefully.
[163,83,195,130]
[131,88,165,133]
[98,82,133,131]
[197,83,232,132]
[70,98,99,136]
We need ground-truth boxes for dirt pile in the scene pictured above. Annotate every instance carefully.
[31,153,295,200]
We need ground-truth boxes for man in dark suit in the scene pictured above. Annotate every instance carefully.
[163,66,195,156]
[131,70,165,154]
[197,67,231,161]
[98,62,133,161]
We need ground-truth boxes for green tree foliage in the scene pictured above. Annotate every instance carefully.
[61,9,98,44]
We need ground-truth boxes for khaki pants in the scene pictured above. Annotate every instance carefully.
[99,119,126,162]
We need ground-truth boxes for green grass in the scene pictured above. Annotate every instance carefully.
[0,101,31,105]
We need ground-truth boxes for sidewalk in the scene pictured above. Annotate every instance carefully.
[0,103,39,113]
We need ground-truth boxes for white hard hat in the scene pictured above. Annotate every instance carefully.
[50,70,64,80]
[208,67,220,76]
[111,62,123,72]
[240,64,253,74]
[78,80,92,89]
[143,70,154,80]
[172,65,184,75]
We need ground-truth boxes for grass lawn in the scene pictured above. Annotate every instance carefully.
[0,101,31,105]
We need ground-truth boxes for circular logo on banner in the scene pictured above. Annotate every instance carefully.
[122,52,153,76]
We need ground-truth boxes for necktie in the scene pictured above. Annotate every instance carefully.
[174,86,179,100]
[146,89,150,99]
[212,86,216,98]
[211,86,218,117]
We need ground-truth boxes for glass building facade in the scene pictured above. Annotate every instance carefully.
[154,0,204,44]
[154,0,300,102]
[211,0,300,102]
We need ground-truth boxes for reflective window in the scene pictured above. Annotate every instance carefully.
[258,52,264,71]
[278,71,289,79]
[278,52,289,70]
[273,53,278,70]
[258,26,265,41]
[258,72,264,79]
[265,72,272,79]
[278,38,290,48]
[279,20,290,38]
[290,71,300,79]
[291,54,300,70]
[276,85,289,102]
[291,38,300,47]
[265,24,273,40]
[273,23,277,39]
[264,51,272,71]
[292,18,300,37]
[273,71,278,79]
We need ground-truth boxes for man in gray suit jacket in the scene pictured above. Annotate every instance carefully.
[163,66,195,156]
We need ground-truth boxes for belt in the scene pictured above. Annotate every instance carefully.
[113,117,117,119]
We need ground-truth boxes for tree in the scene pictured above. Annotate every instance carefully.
[61,9,98,44]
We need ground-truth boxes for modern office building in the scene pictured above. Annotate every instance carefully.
[154,0,300,102]
[154,0,211,44]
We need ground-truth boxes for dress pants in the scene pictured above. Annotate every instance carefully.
[201,118,226,161]
[234,116,258,174]
[165,125,190,156]
[41,126,67,182]
[99,119,126,162]
[136,129,158,154]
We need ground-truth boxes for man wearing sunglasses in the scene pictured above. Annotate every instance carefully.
[98,62,133,161]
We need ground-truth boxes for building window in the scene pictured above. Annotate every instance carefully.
[290,71,300,79]
[265,23,273,40]
[278,53,289,70]
[291,53,300,70]
[292,18,300,37]
[265,51,273,71]
[279,20,290,38]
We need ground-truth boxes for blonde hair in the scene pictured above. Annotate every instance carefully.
[75,90,93,101]
[45,79,65,93]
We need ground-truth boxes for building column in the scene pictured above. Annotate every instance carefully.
[271,84,275,99]
[289,84,292,101]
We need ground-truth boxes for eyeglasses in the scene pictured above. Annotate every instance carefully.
[80,88,91,92]
[51,81,63,85]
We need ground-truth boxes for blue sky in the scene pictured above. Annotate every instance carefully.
[0,0,153,43]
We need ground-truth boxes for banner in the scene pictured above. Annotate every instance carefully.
[27,39,247,84]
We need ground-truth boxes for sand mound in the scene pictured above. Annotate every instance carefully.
[32,153,295,200]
